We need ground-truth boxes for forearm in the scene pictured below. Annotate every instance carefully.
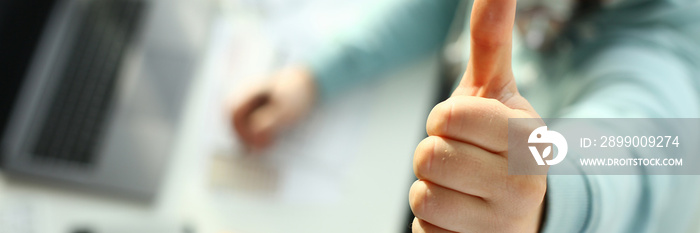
[541,44,700,232]
[309,0,461,100]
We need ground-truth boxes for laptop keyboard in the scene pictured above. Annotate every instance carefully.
[31,0,145,166]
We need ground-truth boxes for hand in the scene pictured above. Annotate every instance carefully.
[409,0,547,232]
[229,66,317,151]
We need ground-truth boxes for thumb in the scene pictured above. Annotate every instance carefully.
[453,0,518,101]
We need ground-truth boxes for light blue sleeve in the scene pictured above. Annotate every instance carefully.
[541,43,700,233]
[308,0,460,100]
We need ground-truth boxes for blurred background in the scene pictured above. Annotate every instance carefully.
[0,0,440,232]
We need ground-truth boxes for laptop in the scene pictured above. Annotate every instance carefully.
[0,0,212,200]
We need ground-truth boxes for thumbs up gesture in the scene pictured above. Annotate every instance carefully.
[409,0,547,232]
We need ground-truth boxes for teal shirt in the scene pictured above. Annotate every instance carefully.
[308,0,700,232]
[309,0,460,99]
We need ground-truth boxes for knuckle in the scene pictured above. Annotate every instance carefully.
[463,96,501,118]
[413,137,438,179]
[409,181,431,219]
[508,176,547,201]
[411,218,422,233]
[426,101,453,136]
[427,97,489,136]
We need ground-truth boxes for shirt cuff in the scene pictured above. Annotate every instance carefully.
[541,172,592,233]
[307,45,350,102]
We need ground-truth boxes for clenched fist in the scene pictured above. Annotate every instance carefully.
[230,67,317,151]
[409,0,547,232]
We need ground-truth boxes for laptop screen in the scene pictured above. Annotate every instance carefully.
[0,0,58,141]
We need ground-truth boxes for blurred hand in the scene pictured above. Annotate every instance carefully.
[409,0,547,232]
[230,66,317,151]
